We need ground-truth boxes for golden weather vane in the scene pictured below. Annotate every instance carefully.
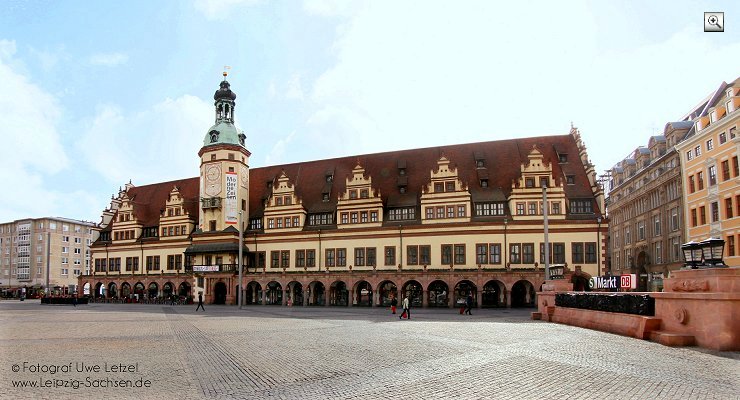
[223,65,231,78]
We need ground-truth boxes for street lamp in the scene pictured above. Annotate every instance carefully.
[596,216,602,277]
[681,241,702,269]
[698,237,726,267]
[503,217,508,268]
[238,210,243,309]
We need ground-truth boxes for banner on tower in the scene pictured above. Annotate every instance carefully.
[225,172,238,225]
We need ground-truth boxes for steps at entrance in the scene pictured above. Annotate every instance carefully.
[650,330,696,347]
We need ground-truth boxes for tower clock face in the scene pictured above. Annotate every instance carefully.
[206,165,221,182]
[240,166,249,188]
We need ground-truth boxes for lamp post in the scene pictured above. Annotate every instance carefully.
[596,216,602,277]
[503,217,508,268]
[238,210,243,309]
[542,181,550,280]
[681,241,701,269]
[698,237,726,268]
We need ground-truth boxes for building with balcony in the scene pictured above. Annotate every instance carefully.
[80,76,606,307]
[676,77,740,267]
[0,217,95,297]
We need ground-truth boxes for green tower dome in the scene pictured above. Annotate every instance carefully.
[203,76,246,148]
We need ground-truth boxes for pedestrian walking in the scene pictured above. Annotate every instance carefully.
[196,292,205,311]
[465,294,473,315]
[399,294,410,320]
[72,293,78,308]
[390,296,398,314]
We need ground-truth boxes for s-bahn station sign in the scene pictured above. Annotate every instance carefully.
[589,274,637,290]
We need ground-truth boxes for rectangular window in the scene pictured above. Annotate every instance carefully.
[638,221,645,241]
[441,244,452,265]
[293,216,300,227]
[445,181,455,192]
[572,243,584,263]
[370,211,378,222]
[688,175,695,193]
[360,211,368,223]
[336,248,346,267]
[553,243,565,264]
[167,255,175,270]
[426,207,434,219]
[585,242,597,263]
[654,215,661,236]
[706,138,714,151]
[476,244,488,264]
[175,255,182,269]
[719,132,727,144]
[276,218,283,228]
[697,171,704,190]
[708,165,717,186]
[436,206,444,219]
[711,202,719,223]
[528,202,538,215]
[419,245,430,265]
[454,244,466,265]
[728,235,736,257]
[296,250,305,268]
[694,145,701,157]
[406,245,418,265]
[351,212,358,224]
[552,202,561,214]
[366,248,376,266]
[387,207,415,221]
[733,156,739,177]
[355,247,366,266]
[281,250,290,268]
[434,182,444,193]
[699,206,706,225]
[522,243,534,264]
[570,200,593,214]
[306,250,315,267]
[726,198,734,219]
[516,203,525,215]
[447,206,454,218]
[325,249,335,267]
[509,244,521,264]
[384,247,395,266]
[686,151,693,161]
[722,160,730,181]
[489,244,501,264]
[271,251,279,268]
[540,243,553,263]
[457,205,465,217]
[691,208,697,227]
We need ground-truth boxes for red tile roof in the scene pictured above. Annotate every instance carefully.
[109,134,598,229]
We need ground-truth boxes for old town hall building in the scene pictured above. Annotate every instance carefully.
[81,76,606,308]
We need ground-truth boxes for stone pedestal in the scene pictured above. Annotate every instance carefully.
[535,278,573,320]
[652,267,740,351]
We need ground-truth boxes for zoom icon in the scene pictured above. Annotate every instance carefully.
[704,12,724,32]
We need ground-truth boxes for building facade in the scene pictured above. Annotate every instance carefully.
[80,77,607,307]
[676,78,740,266]
[0,217,95,297]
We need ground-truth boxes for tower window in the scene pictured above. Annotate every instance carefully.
[211,154,216,161]
[228,167,234,172]
[228,153,235,160]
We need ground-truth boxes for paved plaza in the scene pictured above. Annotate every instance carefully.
[0,300,738,399]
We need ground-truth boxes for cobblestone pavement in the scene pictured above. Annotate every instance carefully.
[0,300,738,400]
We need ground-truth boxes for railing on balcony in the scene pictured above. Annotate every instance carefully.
[185,264,239,273]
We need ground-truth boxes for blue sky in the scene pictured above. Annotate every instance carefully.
[1,0,738,223]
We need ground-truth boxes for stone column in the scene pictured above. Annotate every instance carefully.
[261,287,266,305]
[422,290,429,308]
[506,290,512,308]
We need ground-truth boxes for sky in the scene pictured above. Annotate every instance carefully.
[1,0,738,224]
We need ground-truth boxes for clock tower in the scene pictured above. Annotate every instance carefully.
[198,73,250,232]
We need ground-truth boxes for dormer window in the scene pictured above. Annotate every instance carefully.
[566,175,575,184]
[322,193,330,202]
[326,175,333,182]
[480,179,488,187]
[349,190,357,199]
[360,189,369,198]
[445,181,455,192]
[399,186,407,194]
[476,160,484,168]
[559,154,568,163]
[209,130,219,143]
[525,178,535,188]
[399,168,406,176]
[540,177,549,187]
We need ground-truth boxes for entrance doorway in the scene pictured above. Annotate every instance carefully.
[213,281,227,304]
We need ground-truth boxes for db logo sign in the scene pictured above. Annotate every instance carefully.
[620,274,637,289]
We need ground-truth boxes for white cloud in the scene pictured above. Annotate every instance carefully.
[265,130,297,166]
[89,52,128,66]
[77,95,213,186]
[193,0,262,20]
[299,2,740,178]
[285,73,304,100]
[303,0,359,17]
[267,81,277,99]
[0,39,79,221]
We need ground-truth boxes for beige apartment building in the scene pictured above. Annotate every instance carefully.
[677,78,740,267]
[80,77,607,307]
[0,217,95,297]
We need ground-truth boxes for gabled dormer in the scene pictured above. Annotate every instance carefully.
[160,186,194,238]
[420,155,471,224]
[337,163,383,228]
[112,190,142,241]
[508,146,566,221]
[263,171,306,231]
